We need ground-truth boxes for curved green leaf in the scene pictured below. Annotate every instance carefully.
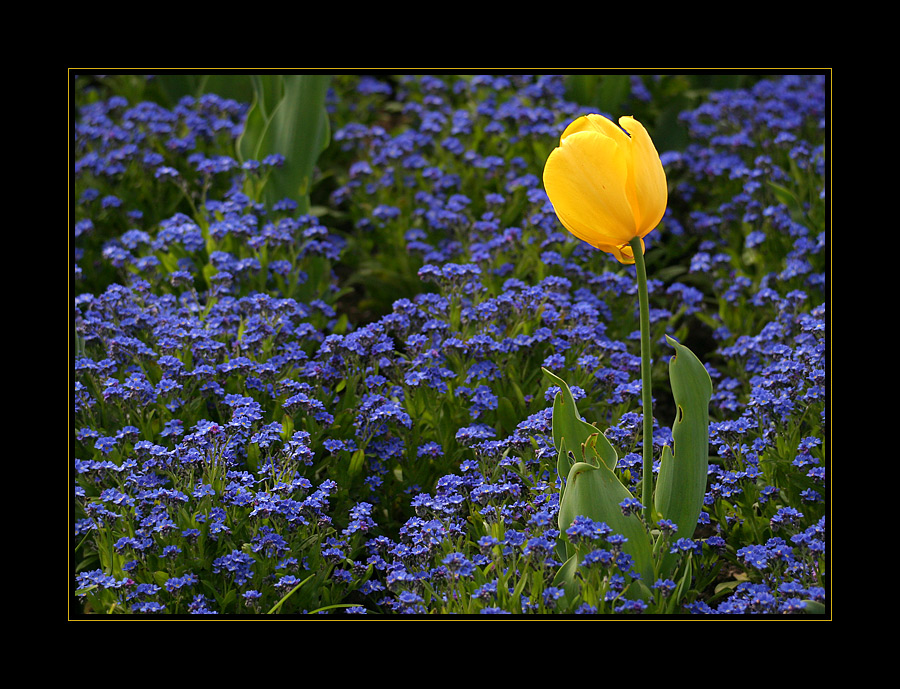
[556,435,573,506]
[237,74,332,214]
[583,431,617,472]
[542,367,617,474]
[801,600,827,615]
[558,461,654,585]
[655,336,713,537]
[551,552,580,602]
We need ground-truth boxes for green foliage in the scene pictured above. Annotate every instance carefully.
[565,74,633,115]
[556,443,656,585]
[71,73,828,616]
[152,74,259,106]
[237,74,332,214]
[543,333,713,604]
[655,335,713,535]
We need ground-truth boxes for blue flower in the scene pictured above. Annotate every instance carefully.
[442,552,475,579]
[619,497,644,517]
[653,578,676,597]
[669,538,697,555]
[566,515,612,545]
[580,548,614,568]
[542,587,565,609]
[212,550,255,586]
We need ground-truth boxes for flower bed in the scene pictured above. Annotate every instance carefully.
[71,73,827,615]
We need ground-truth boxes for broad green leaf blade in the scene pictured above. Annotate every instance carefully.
[582,431,618,472]
[556,436,572,504]
[551,552,580,604]
[154,74,258,106]
[542,367,617,472]
[497,396,519,437]
[349,448,366,476]
[265,74,331,212]
[237,74,289,163]
[237,74,331,214]
[236,78,272,164]
[655,336,713,538]
[558,461,654,585]
[801,600,827,615]
[554,435,575,565]
[252,73,286,123]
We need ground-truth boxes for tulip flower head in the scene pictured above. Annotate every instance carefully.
[543,114,667,264]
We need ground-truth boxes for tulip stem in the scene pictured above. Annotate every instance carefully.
[629,236,654,525]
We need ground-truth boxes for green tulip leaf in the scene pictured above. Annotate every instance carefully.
[551,551,580,602]
[655,335,713,537]
[542,367,617,475]
[801,600,827,615]
[557,460,654,586]
[556,435,573,506]
[237,74,331,214]
[582,431,617,471]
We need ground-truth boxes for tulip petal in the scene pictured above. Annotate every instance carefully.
[545,114,667,264]
[543,130,637,249]
[611,238,642,264]
[619,116,668,236]
[563,114,631,151]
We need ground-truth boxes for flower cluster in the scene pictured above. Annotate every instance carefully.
[72,73,827,615]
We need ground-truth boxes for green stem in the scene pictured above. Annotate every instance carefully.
[267,573,314,614]
[629,236,654,525]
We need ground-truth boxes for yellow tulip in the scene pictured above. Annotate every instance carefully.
[542,114,667,264]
